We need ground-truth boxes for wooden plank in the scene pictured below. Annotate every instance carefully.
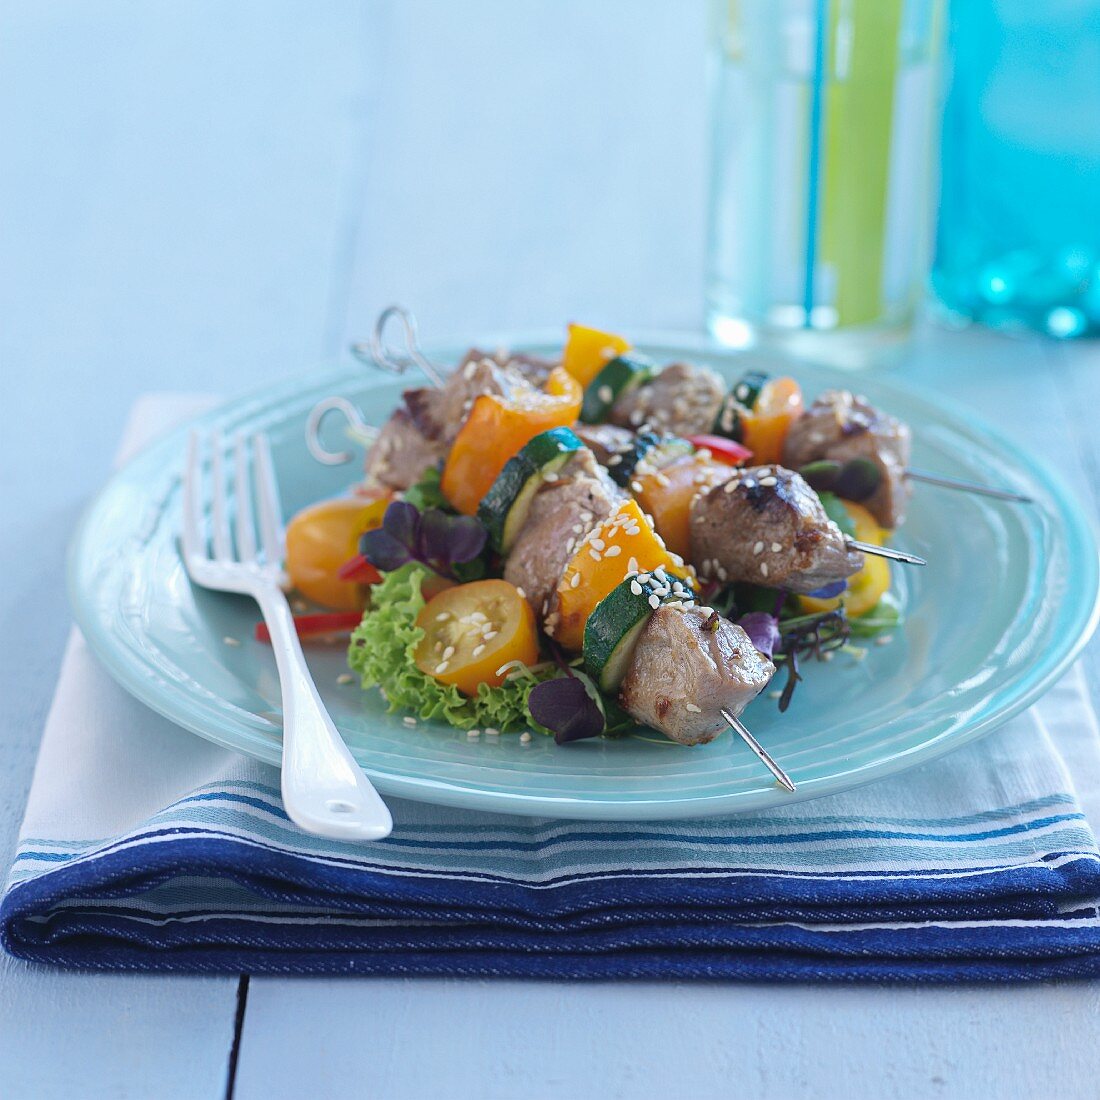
[0,1,367,1096]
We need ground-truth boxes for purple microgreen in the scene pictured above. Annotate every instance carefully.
[834,457,881,502]
[359,526,413,572]
[416,507,455,563]
[528,676,605,744]
[806,579,847,599]
[442,514,488,564]
[737,611,781,659]
[382,499,421,546]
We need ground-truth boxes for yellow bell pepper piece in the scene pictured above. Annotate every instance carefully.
[561,323,630,388]
[552,498,694,651]
[798,500,890,618]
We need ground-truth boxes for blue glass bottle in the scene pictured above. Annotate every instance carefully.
[933,1,1100,338]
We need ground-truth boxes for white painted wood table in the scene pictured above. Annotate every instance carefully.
[4,4,1100,1097]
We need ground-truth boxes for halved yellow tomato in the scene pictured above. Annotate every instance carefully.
[441,367,583,516]
[798,500,890,618]
[741,377,804,465]
[285,493,390,611]
[414,579,539,697]
[561,323,630,388]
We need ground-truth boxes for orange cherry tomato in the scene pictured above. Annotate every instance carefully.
[561,324,630,388]
[284,493,390,611]
[414,579,539,697]
[441,367,583,516]
[740,377,804,465]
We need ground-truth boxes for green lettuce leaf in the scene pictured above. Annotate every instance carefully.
[347,564,555,732]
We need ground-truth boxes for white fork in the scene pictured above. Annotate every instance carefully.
[182,430,393,841]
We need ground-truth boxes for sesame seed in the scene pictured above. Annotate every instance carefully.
[753,541,764,555]
[590,538,605,551]
[435,612,450,622]
[604,545,622,557]
[768,689,783,699]
[484,630,498,640]
[686,703,701,713]
[515,587,526,599]
[472,644,485,657]
[572,523,583,534]
[520,732,533,744]
[821,651,834,662]
[337,672,355,685]
[589,550,602,562]
[597,385,613,403]
[222,636,241,647]
[760,563,769,577]
[771,542,782,553]
[649,594,661,609]
[403,715,418,727]
[875,635,894,646]
[435,661,449,674]
[724,481,738,493]
[631,481,643,493]
[630,580,643,596]
[442,645,455,661]
[485,727,499,737]
[467,729,481,739]
[760,476,777,487]
[608,453,623,466]
[627,556,639,573]
[543,470,559,482]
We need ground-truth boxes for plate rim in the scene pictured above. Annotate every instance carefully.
[67,332,1100,819]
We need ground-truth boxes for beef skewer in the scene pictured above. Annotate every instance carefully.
[320,322,794,782]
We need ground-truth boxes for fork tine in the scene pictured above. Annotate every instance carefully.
[252,432,285,566]
[234,433,257,562]
[182,430,204,561]
[210,431,233,561]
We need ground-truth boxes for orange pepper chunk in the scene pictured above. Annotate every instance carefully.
[740,377,804,465]
[441,367,583,516]
[634,456,733,560]
[561,324,630,388]
[552,498,694,651]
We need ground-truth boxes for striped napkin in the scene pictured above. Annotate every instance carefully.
[4,396,1100,981]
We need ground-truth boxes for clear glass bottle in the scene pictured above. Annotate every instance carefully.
[705,0,944,367]
[932,1,1100,339]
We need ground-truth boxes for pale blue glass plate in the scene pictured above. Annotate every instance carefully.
[68,336,1100,820]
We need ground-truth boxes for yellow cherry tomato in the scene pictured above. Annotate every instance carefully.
[284,493,390,611]
[561,323,631,388]
[414,579,539,697]
[741,377,804,464]
[441,367,583,516]
[798,500,890,618]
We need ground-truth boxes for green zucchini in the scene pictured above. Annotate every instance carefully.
[580,354,654,424]
[606,430,694,488]
[713,369,771,440]
[583,570,696,693]
[477,428,583,552]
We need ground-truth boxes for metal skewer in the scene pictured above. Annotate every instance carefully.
[305,396,377,465]
[904,467,1032,505]
[846,539,927,566]
[721,709,796,792]
[352,304,446,388]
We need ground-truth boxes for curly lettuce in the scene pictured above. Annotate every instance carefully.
[348,564,554,732]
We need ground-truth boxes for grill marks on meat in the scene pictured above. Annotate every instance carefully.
[619,606,775,745]
[690,466,862,593]
[362,348,545,491]
[609,362,725,436]
[503,449,623,622]
[783,389,912,528]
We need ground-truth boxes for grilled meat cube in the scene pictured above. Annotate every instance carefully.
[619,605,774,746]
[363,407,447,491]
[503,450,623,619]
[404,354,535,449]
[783,389,912,528]
[690,466,862,594]
[573,423,635,465]
[609,362,725,436]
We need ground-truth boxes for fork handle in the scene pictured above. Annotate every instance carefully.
[256,589,393,841]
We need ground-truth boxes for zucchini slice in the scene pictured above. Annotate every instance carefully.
[605,430,694,488]
[713,369,771,440]
[478,427,583,553]
[580,354,654,424]
[583,569,696,693]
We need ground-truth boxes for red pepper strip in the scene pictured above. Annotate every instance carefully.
[336,553,382,585]
[254,611,365,644]
[688,434,753,466]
